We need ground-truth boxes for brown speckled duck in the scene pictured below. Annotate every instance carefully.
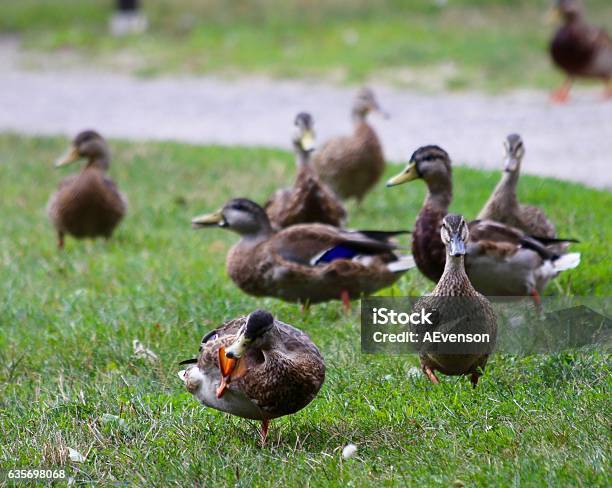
[264,112,346,229]
[414,214,497,387]
[191,198,414,308]
[313,87,387,203]
[179,309,325,444]
[386,145,580,303]
[47,130,127,248]
[478,134,556,238]
[549,0,612,102]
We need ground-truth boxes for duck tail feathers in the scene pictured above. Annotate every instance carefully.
[387,254,416,273]
[553,252,581,271]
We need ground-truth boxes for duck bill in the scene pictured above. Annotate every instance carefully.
[300,130,316,152]
[224,334,251,360]
[504,157,519,172]
[215,346,237,398]
[55,145,80,168]
[386,162,418,187]
[449,235,466,257]
[191,210,226,229]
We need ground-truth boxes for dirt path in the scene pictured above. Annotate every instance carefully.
[1,40,610,189]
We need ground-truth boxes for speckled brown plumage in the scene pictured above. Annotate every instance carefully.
[414,214,497,386]
[184,311,325,420]
[192,198,413,305]
[313,88,386,202]
[265,164,346,229]
[386,146,581,297]
[478,134,556,239]
[47,131,127,248]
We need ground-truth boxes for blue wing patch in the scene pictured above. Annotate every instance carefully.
[310,245,360,265]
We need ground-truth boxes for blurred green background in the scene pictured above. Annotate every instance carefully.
[3,0,612,90]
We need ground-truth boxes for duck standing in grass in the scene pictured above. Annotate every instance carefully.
[178,309,325,444]
[414,214,497,387]
[47,130,127,248]
[192,198,414,309]
[313,87,387,204]
[265,112,346,229]
[386,145,580,304]
[549,0,612,102]
[478,134,557,239]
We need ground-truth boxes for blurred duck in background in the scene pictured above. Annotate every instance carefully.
[313,87,387,204]
[386,145,580,305]
[549,0,612,102]
[47,130,127,249]
[264,112,346,229]
[179,309,325,445]
[191,198,414,310]
[478,134,557,239]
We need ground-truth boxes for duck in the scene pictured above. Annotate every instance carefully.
[413,214,497,387]
[264,112,346,229]
[178,309,325,444]
[47,130,127,248]
[386,145,580,303]
[478,134,556,238]
[548,0,612,102]
[191,198,414,308]
[313,87,387,203]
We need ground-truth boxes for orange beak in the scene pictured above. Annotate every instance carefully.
[215,347,236,398]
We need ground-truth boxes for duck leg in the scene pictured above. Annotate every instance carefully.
[470,373,480,388]
[300,300,311,314]
[340,290,351,313]
[57,231,65,249]
[551,78,572,103]
[260,419,270,446]
[604,78,612,100]
[530,289,542,311]
[423,366,440,384]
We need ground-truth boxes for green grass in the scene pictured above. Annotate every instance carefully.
[0,133,610,485]
[3,0,612,91]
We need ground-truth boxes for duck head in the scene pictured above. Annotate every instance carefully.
[352,87,389,121]
[386,145,451,188]
[440,214,469,257]
[292,112,316,156]
[191,198,273,237]
[55,130,110,171]
[225,310,275,360]
[503,133,525,173]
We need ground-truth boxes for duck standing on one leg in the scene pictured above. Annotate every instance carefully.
[414,214,497,388]
[264,112,346,229]
[548,0,612,103]
[47,130,127,249]
[178,309,325,444]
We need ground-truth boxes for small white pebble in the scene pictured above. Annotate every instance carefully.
[67,447,86,463]
[342,443,358,459]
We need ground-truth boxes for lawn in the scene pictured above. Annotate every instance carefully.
[3,0,612,91]
[0,133,610,485]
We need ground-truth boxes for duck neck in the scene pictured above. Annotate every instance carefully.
[86,153,110,171]
[294,144,311,168]
[423,174,452,213]
[435,254,472,294]
[351,109,368,126]
[491,170,519,206]
[239,223,274,245]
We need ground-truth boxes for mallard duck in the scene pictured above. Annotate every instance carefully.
[178,309,325,444]
[386,145,580,303]
[414,214,497,387]
[478,134,556,238]
[264,112,346,229]
[549,0,612,102]
[191,198,414,308]
[47,130,127,248]
[313,87,387,203]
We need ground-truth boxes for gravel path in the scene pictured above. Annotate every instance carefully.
[1,41,611,189]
